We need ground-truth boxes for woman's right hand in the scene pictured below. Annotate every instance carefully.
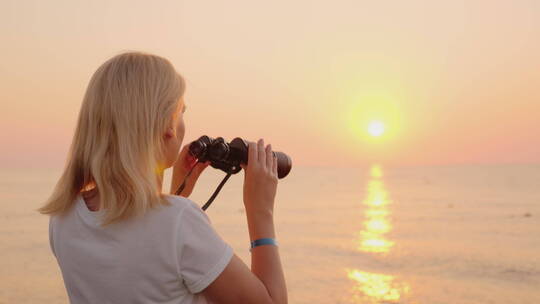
[239,138,278,216]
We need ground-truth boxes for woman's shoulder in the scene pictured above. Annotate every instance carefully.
[160,194,203,216]
[161,194,212,224]
[137,195,206,229]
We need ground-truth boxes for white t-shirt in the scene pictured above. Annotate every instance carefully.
[49,193,233,304]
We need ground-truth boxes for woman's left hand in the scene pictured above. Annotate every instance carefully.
[170,144,211,198]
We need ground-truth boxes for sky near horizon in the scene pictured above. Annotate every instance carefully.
[1,0,539,168]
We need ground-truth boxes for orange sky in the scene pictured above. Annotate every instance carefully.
[1,1,539,168]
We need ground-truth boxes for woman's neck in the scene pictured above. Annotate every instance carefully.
[82,188,100,211]
[82,171,166,212]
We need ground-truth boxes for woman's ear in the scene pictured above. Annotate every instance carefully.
[164,127,175,139]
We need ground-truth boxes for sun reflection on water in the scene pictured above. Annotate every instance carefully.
[346,269,410,303]
[357,168,394,253]
[346,165,412,303]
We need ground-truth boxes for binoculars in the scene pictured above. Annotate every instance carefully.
[188,135,292,179]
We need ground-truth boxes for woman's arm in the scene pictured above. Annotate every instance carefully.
[247,212,287,304]
[200,139,287,304]
[202,213,287,304]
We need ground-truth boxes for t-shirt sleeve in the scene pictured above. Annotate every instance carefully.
[176,200,234,294]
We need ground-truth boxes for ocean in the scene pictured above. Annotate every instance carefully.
[1,164,539,303]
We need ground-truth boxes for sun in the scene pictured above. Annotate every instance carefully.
[368,120,385,137]
[344,91,402,143]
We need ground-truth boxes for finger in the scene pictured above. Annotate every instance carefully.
[272,152,278,176]
[183,154,197,171]
[247,141,257,167]
[193,161,210,175]
[185,152,195,163]
[257,138,266,164]
[265,144,273,170]
[197,160,210,169]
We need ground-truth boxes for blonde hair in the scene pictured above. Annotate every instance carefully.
[38,51,186,226]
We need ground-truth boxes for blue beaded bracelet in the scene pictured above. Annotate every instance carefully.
[250,238,278,251]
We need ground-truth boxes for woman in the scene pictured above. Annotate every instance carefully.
[38,51,287,304]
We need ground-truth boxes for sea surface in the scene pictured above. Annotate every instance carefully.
[1,164,539,303]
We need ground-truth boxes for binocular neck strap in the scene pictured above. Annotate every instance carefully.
[202,173,232,211]
[174,165,233,211]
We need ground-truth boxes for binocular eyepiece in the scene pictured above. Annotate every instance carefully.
[188,135,292,179]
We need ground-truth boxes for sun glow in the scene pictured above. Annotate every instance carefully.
[368,120,385,137]
[344,91,403,143]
